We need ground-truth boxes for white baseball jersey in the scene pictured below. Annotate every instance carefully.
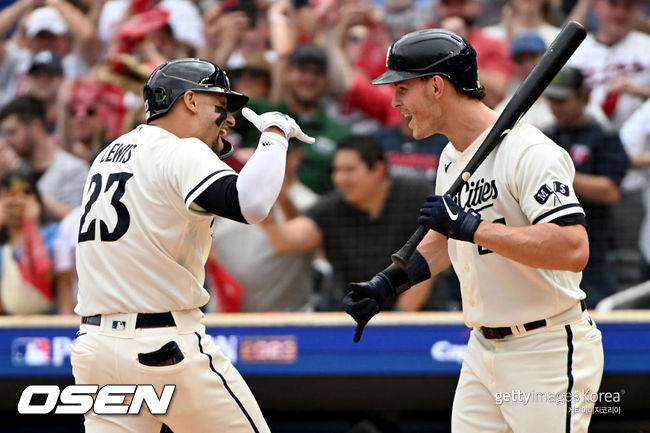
[436,121,586,327]
[567,31,650,129]
[75,124,237,316]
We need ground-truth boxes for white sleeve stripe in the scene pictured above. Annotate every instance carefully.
[532,203,584,224]
[184,169,235,206]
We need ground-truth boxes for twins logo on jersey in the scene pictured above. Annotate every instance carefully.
[534,181,570,206]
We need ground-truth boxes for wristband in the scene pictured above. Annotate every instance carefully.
[381,263,409,296]
[405,250,431,288]
[259,131,288,150]
[380,250,431,296]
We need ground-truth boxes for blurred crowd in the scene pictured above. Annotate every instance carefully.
[0,0,648,315]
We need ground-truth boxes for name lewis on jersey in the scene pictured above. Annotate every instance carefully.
[452,177,498,210]
[100,143,138,164]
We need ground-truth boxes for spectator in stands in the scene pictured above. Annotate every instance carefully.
[620,100,650,282]
[495,31,554,128]
[435,0,515,108]
[98,0,204,60]
[211,142,319,312]
[0,0,32,107]
[543,67,630,308]
[566,0,650,292]
[0,168,57,315]
[199,1,268,68]
[567,0,650,130]
[323,1,403,134]
[24,50,64,133]
[52,205,80,315]
[373,116,447,185]
[0,1,98,106]
[227,54,272,101]
[95,8,175,87]
[24,3,98,73]
[234,43,350,194]
[495,31,612,130]
[372,118,459,312]
[381,0,432,41]
[483,0,561,46]
[0,95,88,223]
[259,135,434,311]
[56,78,111,163]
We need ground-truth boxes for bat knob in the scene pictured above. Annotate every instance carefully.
[391,253,408,269]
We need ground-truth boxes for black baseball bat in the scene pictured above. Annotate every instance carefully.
[391,21,587,268]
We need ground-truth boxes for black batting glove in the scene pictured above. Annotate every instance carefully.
[418,195,482,243]
[343,273,396,343]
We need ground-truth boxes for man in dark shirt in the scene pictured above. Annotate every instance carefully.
[374,116,448,185]
[259,135,433,310]
[543,67,630,308]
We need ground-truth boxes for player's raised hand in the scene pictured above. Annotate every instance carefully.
[418,195,482,243]
[241,108,315,144]
[343,273,396,342]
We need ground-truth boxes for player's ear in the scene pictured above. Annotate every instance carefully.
[182,91,200,115]
[429,75,445,99]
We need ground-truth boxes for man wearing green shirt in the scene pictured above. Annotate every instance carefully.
[233,44,350,194]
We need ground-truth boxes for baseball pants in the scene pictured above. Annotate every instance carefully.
[70,309,270,433]
[452,307,604,433]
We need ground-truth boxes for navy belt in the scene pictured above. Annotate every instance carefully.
[81,312,176,328]
[480,300,587,340]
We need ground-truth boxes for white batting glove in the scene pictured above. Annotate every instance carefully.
[241,107,315,144]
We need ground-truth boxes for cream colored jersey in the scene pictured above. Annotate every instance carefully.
[436,121,586,327]
[75,124,236,316]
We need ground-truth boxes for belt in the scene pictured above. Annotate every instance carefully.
[81,312,176,328]
[480,300,587,340]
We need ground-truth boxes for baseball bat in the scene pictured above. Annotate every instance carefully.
[391,21,586,268]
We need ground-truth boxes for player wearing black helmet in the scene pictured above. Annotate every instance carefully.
[70,58,313,433]
[371,29,485,99]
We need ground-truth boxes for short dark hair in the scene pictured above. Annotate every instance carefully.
[419,75,487,100]
[0,95,47,125]
[336,135,385,169]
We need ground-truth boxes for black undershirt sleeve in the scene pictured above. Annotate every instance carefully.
[194,174,247,223]
[549,212,586,228]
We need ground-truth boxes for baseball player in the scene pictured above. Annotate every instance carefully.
[70,58,313,433]
[343,30,604,432]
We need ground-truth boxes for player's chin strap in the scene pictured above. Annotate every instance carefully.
[218,137,234,160]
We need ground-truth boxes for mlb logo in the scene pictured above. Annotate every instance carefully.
[11,337,51,367]
[112,321,126,330]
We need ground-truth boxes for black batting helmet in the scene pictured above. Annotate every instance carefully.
[371,29,484,97]
[143,58,249,123]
